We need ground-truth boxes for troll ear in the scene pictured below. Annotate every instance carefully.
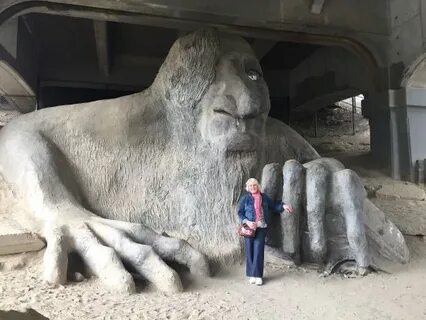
[154,28,220,110]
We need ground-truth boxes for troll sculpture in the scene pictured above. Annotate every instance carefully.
[0,29,408,293]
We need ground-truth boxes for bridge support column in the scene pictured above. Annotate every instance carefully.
[404,87,426,182]
[368,87,426,182]
[363,92,392,171]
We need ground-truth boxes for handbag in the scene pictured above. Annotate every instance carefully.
[237,223,256,238]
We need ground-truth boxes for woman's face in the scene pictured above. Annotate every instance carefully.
[247,182,259,194]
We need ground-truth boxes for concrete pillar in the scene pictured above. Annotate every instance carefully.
[388,89,411,180]
[405,87,426,179]
[363,92,392,171]
[370,87,426,182]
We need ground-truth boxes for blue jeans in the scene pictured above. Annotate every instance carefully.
[245,228,267,278]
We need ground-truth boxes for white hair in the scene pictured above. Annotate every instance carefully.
[245,178,261,192]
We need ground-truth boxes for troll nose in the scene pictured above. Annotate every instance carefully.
[225,84,260,119]
[234,118,247,131]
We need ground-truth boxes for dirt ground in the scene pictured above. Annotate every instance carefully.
[0,236,425,320]
[1,108,426,320]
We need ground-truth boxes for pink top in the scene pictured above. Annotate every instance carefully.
[252,192,262,222]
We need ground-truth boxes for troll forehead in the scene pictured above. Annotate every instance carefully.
[153,29,258,110]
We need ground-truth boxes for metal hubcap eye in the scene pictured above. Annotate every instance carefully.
[247,69,261,81]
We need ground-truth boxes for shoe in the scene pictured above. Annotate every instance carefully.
[248,277,256,284]
[255,277,263,285]
[357,266,369,276]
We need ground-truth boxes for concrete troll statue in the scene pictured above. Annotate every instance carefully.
[0,29,408,293]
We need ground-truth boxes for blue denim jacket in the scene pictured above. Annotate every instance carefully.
[237,192,284,225]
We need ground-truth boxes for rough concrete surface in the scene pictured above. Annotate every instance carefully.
[375,183,426,201]
[372,198,426,236]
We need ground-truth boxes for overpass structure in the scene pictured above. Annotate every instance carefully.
[0,0,425,181]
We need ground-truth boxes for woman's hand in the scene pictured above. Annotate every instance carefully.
[283,204,293,214]
[246,221,257,229]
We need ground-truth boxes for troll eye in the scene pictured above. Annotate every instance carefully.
[247,69,261,81]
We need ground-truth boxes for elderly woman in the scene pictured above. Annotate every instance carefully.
[238,178,293,285]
